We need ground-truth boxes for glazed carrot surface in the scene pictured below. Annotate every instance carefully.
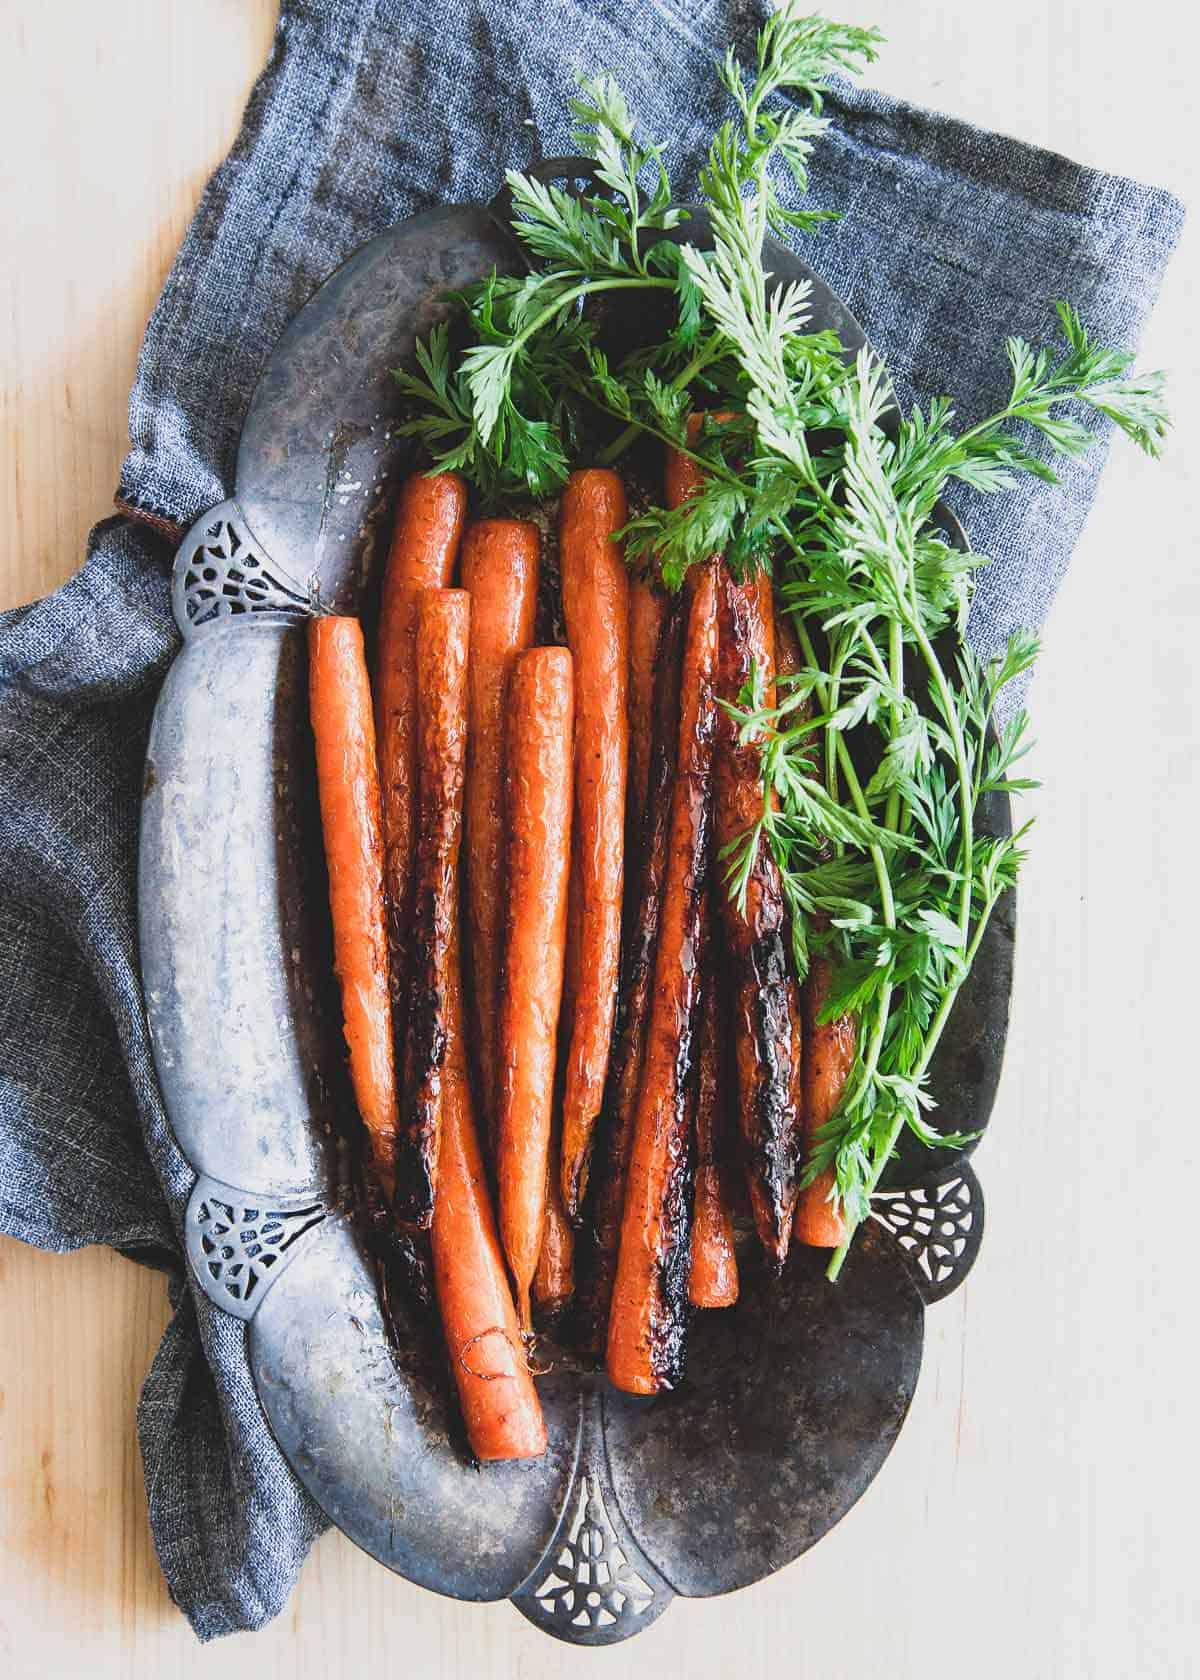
[432,933,548,1462]
[795,954,855,1248]
[459,518,540,1152]
[688,906,739,1309]
[375,472,466,1045]
[309,616,399,1199]
[626,575,669,848]
[558,469,630,1223]
[714,566,804,1271]
[394,588,470,1227]
[607,560,718,1396]
[582,596,685,1350]
[497,647,574,1330]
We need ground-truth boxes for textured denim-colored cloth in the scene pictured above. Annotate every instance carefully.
[0,0,1184,1642]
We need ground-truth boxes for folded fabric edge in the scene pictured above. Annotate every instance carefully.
[822,71,1186,246]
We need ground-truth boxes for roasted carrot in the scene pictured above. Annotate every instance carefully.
[713,566,805,1270]
[533,1159,575,1320]
[688,904,738,1308]
[375,472,467,1047]
[558,469,630,1222]
[497,648,574,1329]
[394,589,470,1227]
[309,616,399,1199]
[794,952,854,1248]
[581,597,686,1351]
[459,519,540,1150]
[607,560,719,1396]
[432,930,547,1462]
[626,576,669,848]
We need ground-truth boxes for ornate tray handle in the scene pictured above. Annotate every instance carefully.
[512,1386,674,1645]
[872,1160,984,1304]
[185,1173,328,1322]
[172,499,314,638]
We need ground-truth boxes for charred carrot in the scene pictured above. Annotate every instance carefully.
[394,589,470,1227]
[497,648,574,1329]
[460,519,540,1150]
[688,905,738,1308]
[714,566,804,1270]
[432,931,547,1462]
[626,576,669,848]
[375,472,467,1046]
[558,469,630,1222]
[607,560,718,1396]
[309,616,399,1199]
[581,597,686,1352]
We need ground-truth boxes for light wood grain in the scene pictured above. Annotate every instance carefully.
[1,3,1197,1676]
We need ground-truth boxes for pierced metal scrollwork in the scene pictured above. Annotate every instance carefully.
[173,499,312,637]
[185,1174,326,1320]
[871,1160,984,1304]
[512,1386,673,1645]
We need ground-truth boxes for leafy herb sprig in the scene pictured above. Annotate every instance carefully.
[396,5,1169,1277]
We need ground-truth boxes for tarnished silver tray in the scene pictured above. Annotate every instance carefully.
[138,162,1012,1645]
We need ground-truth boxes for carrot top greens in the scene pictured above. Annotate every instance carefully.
[397,5,1168,1277]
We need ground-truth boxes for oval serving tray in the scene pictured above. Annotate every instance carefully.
[138,161,1013,1646]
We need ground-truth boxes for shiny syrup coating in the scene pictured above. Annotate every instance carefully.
[395,589,470,1227]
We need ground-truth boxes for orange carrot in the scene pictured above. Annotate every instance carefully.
[626,576,669,847]
[794,954,854,1248]
[606,560,718,1395]
[558,469,630,1222]
[432,931,547,1462]
[497,648,574,1328]
[688,905,738,1308]
[375,472,466,1045]
[533,1159,575,1321]
[459,519,540,1150]
[309,616,398,1199]
[393,589,470,1226]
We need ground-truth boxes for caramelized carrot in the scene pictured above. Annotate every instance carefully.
[714,566,804,1270]
[497,648,574,1329]
[794,953,854,1248]
[627,576,669,847]
[309,616,398,1198]
[607,560,719,1396]
[581,597,685,1351]
[432,932,547,1462]
[375,472,466,1047]
[533,1158,575,1321]
[394,589,470,1226]
[558,470,630,1222]
[459,519,540,1150]
[688,906,738,1308]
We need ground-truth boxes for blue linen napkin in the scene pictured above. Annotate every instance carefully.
[0,0,1183,1640]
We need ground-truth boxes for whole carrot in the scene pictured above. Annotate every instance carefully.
[375,472,466,1046]
[688,904,738,1308]
[713,566,804,1270]
[558,469,630,1222]
[497,648,574,1329]
[626,576,669,848]
[432,930,548,1462]
[581,597,685,1351]
[309,616,398,1199]
[533,1160,575,1321]
[607,560,719,1396]
[394,589,470,1227]
[459,518,540,1150]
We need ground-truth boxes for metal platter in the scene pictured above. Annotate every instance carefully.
[138,160,1010,1645]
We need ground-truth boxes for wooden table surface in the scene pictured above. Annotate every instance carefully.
[1,3,1196,1676]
